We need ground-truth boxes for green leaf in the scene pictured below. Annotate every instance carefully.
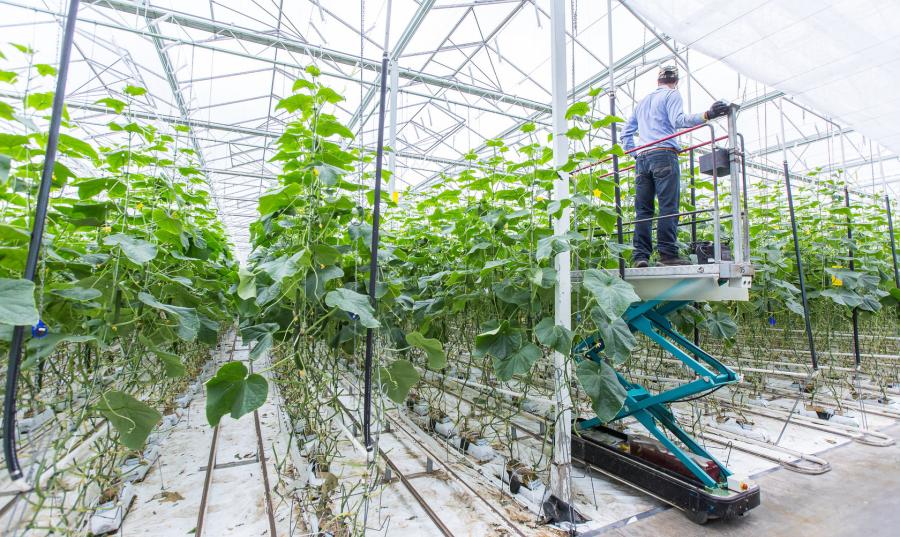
[258,253,301,283]
[205,361,268,426]
[152,348,186,378]
[95,390,162,450]
[590,309,636,364]
[576,360,627,423]
[138,292,200,342]
[493,343,541,382]
[534,317,573,354]
[475,320,523,360]
[25,91,54,111]
[0,154,10,184]
[124,85,147,96]
[536,235,569,261]
[303,264,343,299]
[0,70,17,85]
[582,269,639,321]
[316,86,344,104]
[276,93,314,114]
[25,334,96,364]
[51,286,102,301]
[406,331,446,369]
[0,101,13,121]
[378,359,420,404]
[104,233,158,264]
[257,183,301,215]
[565,101,590,120]
[0,278,38,325]
[305,64,321,77]
[240,323,279,345]
[11,43,33,54]
[249,333,273,361]
[96,97,127,114]
[701,311,738,339]
[528,267,557,289]
[58,133,99,161]
[237,267,257,300]
[35,63,57,77]
[325,288,380,328]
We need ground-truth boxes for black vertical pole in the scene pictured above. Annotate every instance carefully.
[363,52,390,450]
[783,161,818,370]
[844,187,861,368]
[3,0,81,483]
[4,0,81,482]
[610,91,625,278]
[689,149,699,346]
[887,195,899,288]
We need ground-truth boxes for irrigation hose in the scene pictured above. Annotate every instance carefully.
[3,0,80,487]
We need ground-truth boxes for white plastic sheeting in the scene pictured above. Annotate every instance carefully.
[626,0,900,157]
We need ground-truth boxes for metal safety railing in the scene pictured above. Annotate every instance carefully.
[573,105,751,269]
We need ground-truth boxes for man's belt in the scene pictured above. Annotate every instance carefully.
[637,146,679,157]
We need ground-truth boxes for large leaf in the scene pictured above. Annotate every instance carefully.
[249,333,273,361]
[95,390,162,450]
[240,323,279,344]
[0,278,38,325]
[138,292,199,342]
[534,317,574,354]
[590,308,636,364]
[303,264,343,299]
[237,267,257,300]
[325,288,379,328]
[258,253,302,283]
[152,348,186,378]
[25,333,96,364]
[576,360,627,423]
[582,269,639,321]
[51,286,102,302]
[493,343,541,382]
[378,359,420,404]
[475,320,523,360]
[205,361,269,426]
[536,235,569,262]
[701,311,738,339]
[104,233,157,264]
[406,331,446,369]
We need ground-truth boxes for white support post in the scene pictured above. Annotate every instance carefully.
[388,60,399,199]
[549,0,572,508]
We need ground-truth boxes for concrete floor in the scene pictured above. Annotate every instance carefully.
[606,423,900,537]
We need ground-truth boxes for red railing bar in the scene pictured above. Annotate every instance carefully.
[572,123,712,175]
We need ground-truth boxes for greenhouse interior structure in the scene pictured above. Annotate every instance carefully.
[1,0,900,535]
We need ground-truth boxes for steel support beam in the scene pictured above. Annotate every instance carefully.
[82,0,550,113]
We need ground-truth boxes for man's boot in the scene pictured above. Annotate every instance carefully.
[658,255,691,266]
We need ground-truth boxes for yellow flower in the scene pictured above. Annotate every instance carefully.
[536,195,545,202]
[592,188,602,198]
[136,202,144,210]
[391,191,399,203]
[313,168,319,176]
[102,226,112,233]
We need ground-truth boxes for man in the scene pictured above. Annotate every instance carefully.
[621,65,729,267]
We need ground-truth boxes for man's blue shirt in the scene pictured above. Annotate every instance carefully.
[621,87,705,153]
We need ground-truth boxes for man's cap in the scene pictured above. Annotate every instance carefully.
[658,65,679,84]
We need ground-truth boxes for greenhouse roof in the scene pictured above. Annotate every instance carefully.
[1,0,898,258]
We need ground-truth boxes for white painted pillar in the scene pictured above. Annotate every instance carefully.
[549,0,572,507]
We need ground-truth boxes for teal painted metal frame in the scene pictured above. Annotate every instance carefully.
[574,279,740,489]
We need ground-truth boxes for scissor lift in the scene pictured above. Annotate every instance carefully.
[569,106,760,524]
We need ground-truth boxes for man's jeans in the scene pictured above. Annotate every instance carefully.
[633,150,681,260]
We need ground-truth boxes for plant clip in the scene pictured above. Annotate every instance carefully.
[32,319,50,338]
[768,316,776,326]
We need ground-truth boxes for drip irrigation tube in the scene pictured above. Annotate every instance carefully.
[3,0,80,486]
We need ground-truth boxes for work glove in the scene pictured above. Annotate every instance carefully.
[705,100,729,120]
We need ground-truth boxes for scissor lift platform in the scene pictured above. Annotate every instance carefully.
[572,262,754,302]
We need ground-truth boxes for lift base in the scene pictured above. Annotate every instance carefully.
[572,423,760,524]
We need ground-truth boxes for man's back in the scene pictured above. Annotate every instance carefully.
[622,87,704,152]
